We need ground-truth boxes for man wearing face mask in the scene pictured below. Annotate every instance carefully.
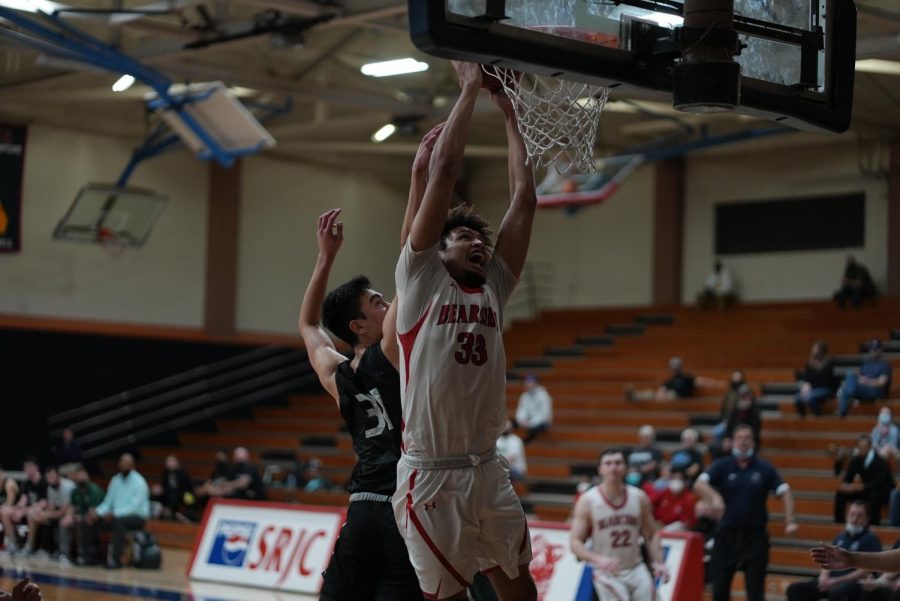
[693,424,799,601]
[724,385,762,449]
[834,435,894,526]
[872,409,900,462]
[87,453,150,568]
[787,500,881,600]
[652,472,697,531]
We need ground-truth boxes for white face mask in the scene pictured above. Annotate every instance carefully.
[846,523,865,536]
[668,479,686,495]
[732,447,754,460]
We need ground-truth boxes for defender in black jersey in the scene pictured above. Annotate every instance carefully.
[298,168,445,599]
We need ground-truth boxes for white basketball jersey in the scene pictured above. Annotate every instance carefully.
[395,240,517,458]
[588,485,646,570]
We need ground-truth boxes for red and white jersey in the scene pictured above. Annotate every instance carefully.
[587,485,646,571]
[395,240,517,458]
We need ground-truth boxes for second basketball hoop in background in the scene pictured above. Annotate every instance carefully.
[482,65,608,175]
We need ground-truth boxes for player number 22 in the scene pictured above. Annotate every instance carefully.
[455,333,487,366]
[610,530,632,548]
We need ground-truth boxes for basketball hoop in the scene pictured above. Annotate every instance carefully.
[97,227,128,255]
[483,65,609,174]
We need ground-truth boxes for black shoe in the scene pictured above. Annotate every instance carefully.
[105,561,122,570]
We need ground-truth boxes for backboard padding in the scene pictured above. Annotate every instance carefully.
[146,82,276,158]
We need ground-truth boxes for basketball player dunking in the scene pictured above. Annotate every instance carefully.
[392,61,538,601]
[298,124,444,601]
[570,448,670,601]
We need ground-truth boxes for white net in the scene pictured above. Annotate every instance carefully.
[483,65,609,174]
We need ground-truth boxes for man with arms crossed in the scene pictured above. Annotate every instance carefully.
[298,124,445,600]
[392,61,538,601]
[570,448,670,600]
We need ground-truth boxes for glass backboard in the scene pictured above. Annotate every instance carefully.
[53,184,166,246]
[409,0,856,133]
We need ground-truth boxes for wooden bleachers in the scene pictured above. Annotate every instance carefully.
[130,299,899,598]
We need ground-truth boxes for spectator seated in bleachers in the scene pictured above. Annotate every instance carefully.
[697,259,737,310]
[834,255,877,309]
[195,450,230,502]
[222,447,266,500]
[25,465,74,560]
[496,420,527,482]
[857,538,900,600]
[628,425,663,486]
[872,408,900,464]
[513,374,553,444]
[669,428,704,483]
[84,453,150,569]
[835,435,894,526]
[52,429,84,478]
[787,500,881,601]
[712,370,746,440]
[796,340,837,417]
[150,455,196,523]
[302,458,330,493]
[0,464,20,536]
[651,471,697,532]
[69,465,104,565]
[838,340,893,418]
[724,384,762,449]
[626,356,720,402]
[1,458,46,554]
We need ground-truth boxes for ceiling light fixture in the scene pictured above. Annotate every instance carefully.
[371,123,396,143]
[855,59,900,76]
[361,58,428,78]
[646,12,683,28]
[0,0,63,13]
[112,74,135,92]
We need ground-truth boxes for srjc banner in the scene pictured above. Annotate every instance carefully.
[0,124,25,253]
[190,500,703,599]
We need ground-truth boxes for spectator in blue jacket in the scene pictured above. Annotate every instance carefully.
[839,341,893,417]
[787,500,881,600]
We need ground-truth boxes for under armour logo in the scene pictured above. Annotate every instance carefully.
[423,501,437,511]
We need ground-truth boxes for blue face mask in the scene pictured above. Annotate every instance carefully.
[625,472,642,486]
[879,413,891,425]
[732,448,754,460]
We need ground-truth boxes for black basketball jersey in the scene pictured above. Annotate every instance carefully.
[335,342,403,496]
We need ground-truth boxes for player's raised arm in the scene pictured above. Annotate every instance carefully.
[381,122,446,369]
[298,209,350,403]
[407,62,481,252]
[491,80,537,279]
